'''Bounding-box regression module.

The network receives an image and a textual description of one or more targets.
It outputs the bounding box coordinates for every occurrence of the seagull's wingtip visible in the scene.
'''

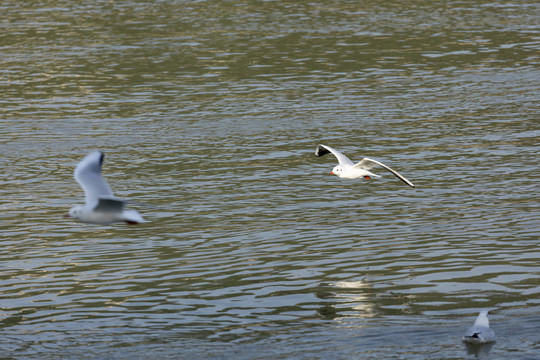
[315,144,330,158]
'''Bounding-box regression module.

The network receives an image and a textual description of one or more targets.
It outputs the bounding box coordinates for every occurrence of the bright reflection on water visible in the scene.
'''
[1,0,539,359]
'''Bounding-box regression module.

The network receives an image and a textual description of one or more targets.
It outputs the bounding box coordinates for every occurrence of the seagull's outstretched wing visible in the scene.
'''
[74,151,113,207]
[354,157,415,188]
[315,144,354,166]
[94,198,125,212]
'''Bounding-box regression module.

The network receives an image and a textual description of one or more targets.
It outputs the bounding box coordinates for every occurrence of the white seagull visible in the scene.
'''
[65,150,145,224]
[315,144,415,188]
[462,310,496,344]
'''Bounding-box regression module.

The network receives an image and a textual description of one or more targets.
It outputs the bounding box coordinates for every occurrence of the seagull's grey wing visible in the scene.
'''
[352,158,380,170]
[463,325,496,343]
[94,198,125,212]
[354,157,415,188]
[315,144,354,167]
[464,325,482,338]
[74,151,113,207]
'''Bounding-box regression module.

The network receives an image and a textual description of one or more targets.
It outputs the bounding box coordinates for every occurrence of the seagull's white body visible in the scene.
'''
[66,151,145,225]
[315,144,415,188]
[462,310,496,344]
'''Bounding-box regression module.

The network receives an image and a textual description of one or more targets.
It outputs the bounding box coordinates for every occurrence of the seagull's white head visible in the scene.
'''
[330,165,344,177]
[66,205,84,219]
[475,310,490,327]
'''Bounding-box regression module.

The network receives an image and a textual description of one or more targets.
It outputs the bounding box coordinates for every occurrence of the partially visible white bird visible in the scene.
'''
[65,150,145,224]
[462,310,496,344]
[315,144,415,188]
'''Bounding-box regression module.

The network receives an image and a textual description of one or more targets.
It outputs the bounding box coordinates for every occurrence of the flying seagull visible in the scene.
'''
[462,310,496,344]
[65,150,145,224]
[315,144,415,187]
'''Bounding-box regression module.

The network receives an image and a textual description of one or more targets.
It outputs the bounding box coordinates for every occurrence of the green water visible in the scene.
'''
[1,1,539,358]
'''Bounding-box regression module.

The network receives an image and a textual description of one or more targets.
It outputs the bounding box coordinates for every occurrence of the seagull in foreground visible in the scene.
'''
[65,151,145,224]
[462,310,496,344]
[315,144,415,188]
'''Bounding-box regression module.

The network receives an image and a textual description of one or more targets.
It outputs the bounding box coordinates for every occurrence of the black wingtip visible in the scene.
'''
[315,144,331,157]
[97,150,105,167]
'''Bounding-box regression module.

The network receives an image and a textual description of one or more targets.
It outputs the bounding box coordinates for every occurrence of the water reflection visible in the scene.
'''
[328,280,377,319]
[463,342,495,359]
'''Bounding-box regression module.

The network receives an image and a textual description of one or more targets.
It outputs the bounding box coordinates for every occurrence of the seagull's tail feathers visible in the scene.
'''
[123,210,146,224]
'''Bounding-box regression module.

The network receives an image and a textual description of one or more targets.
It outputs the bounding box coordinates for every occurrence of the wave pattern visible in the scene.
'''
[1,0,539,359]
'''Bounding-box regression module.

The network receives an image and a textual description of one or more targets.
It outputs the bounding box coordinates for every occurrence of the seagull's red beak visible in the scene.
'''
[64,213,71,218]
[329,171,334,175]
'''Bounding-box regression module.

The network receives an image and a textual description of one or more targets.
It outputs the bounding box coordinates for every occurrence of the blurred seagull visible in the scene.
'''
[65,150,145,224]
[462,310,496,344]
[315,144,415,188]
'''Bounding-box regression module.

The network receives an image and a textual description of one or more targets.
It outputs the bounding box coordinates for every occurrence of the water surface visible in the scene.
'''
[1,1,539,359]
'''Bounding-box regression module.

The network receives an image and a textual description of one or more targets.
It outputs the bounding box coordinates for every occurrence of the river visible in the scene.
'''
[1,1,539,359]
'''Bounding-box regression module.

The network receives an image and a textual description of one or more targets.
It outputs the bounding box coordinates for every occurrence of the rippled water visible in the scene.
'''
[1,1,539,359]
